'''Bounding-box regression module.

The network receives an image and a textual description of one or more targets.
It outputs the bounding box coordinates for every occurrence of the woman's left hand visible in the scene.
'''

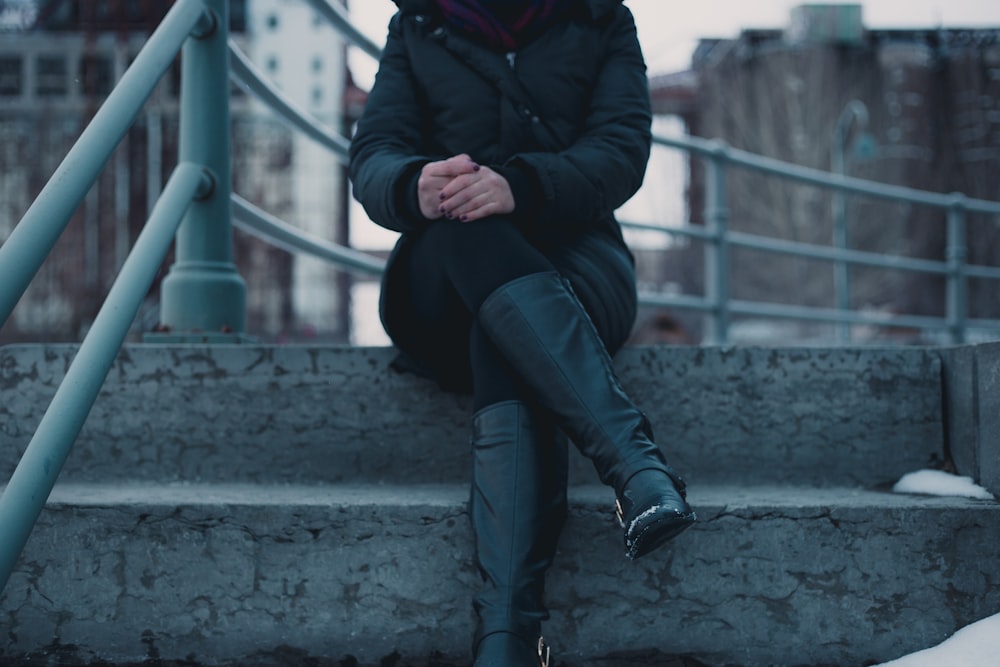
[439,164,516,222]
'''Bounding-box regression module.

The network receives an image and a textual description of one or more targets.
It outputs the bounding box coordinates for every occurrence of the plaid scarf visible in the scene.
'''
[433,0,572,52]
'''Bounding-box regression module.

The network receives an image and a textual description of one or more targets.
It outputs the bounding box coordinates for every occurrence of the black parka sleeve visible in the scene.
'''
[350,4,652,234]
[506,6,652,228]
[348,14,432,234]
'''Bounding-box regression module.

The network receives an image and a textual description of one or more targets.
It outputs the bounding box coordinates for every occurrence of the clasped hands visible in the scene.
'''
[417,153,515,222]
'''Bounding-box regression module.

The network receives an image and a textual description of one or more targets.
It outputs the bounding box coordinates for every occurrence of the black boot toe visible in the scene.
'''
[617,470,696,560]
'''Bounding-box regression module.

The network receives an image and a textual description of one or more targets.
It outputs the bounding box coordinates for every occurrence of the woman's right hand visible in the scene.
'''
[417,154,481,219]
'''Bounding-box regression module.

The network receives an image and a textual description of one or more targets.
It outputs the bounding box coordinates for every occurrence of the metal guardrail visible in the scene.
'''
[224,2,1000,347]
[0,0,233,591]
[641,135,1000,343]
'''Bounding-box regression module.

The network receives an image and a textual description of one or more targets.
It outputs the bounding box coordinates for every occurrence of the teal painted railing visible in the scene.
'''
[640,136,1000,344]
[2,0,1000,593]
[0,0,235,591]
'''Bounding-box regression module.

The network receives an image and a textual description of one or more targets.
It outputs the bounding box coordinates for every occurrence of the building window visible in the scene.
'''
[312,86,323,105]
[266,55,279,73]
[36,55,68,96]
[79,55,113,97]
[0,57,23,96]
[266,14,279,30]
[230,0,247,33]
[312,56,323,73]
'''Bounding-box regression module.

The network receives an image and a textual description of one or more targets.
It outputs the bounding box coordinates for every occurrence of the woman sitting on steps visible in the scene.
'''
[348,1,696,665]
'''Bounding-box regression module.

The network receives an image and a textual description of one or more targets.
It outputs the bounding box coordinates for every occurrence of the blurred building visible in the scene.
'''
[0,0,351,344]
[647,5,1000,343]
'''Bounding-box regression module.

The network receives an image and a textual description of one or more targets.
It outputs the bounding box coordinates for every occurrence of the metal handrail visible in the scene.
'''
[232,194,384,275]
[0,0,212,328]
[300,0,382,60]
[228,40,350,159]
[655,134,1000,215]
[223,3,1000,346]
[0,163,212,590]
[0,0,228,592]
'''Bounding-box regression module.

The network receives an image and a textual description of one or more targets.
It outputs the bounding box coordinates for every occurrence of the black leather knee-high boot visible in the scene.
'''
[471,400,567,667]
[477,271,695,560]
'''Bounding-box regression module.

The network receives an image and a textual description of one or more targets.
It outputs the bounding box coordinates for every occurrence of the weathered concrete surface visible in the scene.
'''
[2,483,997,667]
[1,344,943,488]
[613,345,943,488]
[0,343,974,665]
[940,342,1000,495]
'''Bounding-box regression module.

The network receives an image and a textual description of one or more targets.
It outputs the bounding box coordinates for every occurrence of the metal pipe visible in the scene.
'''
[0,163,212,593]
[703,142,730,344]
[302,0,383,60]
[0,0,209,329]
[946,194,969,344]
[231,194,384,275]
[655,134,1000,215]
[159,0,247,336]
[830,100,870,343]
[228,40,350,161]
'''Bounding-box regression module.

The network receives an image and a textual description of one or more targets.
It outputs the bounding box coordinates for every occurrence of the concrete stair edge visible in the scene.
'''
[0,343,947,488]
[2,481,998,667]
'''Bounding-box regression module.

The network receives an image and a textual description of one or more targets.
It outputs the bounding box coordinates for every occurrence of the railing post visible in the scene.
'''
[946,193,969,344]
[156,0,247,340]
[832,184,851,343]
[703,141,730,344]
[829,99,871,344]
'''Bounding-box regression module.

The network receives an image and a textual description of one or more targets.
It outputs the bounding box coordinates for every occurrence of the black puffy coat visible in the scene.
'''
[349,0,653,356]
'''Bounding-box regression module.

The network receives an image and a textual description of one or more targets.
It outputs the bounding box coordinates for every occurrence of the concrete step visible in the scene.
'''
[2,482,998,667]
[1,344,945,488]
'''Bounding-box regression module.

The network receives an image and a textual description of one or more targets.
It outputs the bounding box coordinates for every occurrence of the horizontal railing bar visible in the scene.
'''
[0,162,210,592]
[0,0,208,329]
[639,290,951,331]
[228,40,350,161]
[302,0,382,60]
[231,194,385,276]
[966,317,1000,331]
[653,134,1000,215]
[728,299,949,330]
[638,290,714,312]
[621,220,715,241]
[623,220,1000,282]
[725,231,952,275]
[621,220,955,276]
[965,264,1000,280]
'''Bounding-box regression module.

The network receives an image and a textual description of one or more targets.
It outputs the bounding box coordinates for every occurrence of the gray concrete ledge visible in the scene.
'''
[939,342,1000,495]
[2,483,997,667]
[1,344,944,488]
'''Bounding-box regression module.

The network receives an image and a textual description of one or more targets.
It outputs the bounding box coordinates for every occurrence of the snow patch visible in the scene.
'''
[892,469,994,500]
[873,613,1000,666]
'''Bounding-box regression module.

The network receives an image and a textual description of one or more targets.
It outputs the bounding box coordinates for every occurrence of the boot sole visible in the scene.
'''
[625,508,697,560]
